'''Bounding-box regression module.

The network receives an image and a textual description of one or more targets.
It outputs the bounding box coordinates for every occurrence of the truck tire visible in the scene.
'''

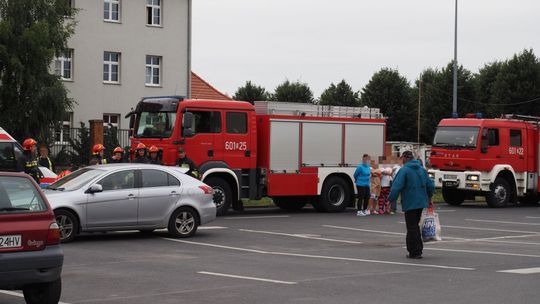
[486,177,512,208]
[442,188,465,206]
[272,197,307,211]
[315,176,351,212]
[205,177,232,216]
[23,278,61,304]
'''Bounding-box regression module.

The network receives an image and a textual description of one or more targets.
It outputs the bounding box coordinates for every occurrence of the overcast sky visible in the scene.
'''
[192,0,540,98]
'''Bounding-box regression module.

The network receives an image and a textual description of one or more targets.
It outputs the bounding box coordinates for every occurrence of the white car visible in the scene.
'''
[44,164,216,242]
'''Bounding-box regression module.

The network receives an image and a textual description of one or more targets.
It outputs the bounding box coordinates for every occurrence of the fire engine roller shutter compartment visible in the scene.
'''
[269,121,300,172]
[302,123,342,166]
[344,123,385,165]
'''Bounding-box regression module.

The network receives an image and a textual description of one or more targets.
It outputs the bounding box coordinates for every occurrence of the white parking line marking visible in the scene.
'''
[162,238,475,271]
[422,247,540,258]
[223,215,290,220]
[466,219,540,226]
[434,209,456,212]
[497,267,540,274]
[325,225,464,240]
[526,216,540,219]
[398,221,540,234]
[198,271,297,285]
[199,226,228,230]
[0,290,71,304]
[239,229,363,244]
[323,225,405,236]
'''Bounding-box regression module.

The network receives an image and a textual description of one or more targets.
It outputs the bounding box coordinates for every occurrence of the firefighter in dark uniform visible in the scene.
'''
[176,148,198,178]
[148,145,162,165]
[133,143,149,163]
[18,138,42,184]
[89,144,107,165]
[38,144,55,172]
[109,146,125,163]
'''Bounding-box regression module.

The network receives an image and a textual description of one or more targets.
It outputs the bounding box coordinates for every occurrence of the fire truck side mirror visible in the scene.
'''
[182,112,194,137]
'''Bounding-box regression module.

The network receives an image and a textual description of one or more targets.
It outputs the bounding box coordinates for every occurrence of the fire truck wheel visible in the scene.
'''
[486,177,512,208]
[316,176,351,212]
[442,188,465,206]
[206,177,232,216]
[272,197,307,211]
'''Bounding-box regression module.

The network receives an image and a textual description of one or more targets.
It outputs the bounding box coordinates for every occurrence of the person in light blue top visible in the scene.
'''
[354,154,371,216]
[389,150,435,259]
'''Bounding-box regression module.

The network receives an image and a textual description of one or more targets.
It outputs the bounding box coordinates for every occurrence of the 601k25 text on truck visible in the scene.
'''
[127,97,386,215]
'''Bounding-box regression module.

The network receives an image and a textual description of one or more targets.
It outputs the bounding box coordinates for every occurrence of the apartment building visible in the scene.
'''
[54,0,192,133]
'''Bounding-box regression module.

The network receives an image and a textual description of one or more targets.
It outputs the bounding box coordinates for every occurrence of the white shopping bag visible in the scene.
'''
[420,207,442,242]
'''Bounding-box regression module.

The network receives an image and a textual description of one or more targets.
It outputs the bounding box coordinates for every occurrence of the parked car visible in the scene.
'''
[0,127,59,188]
[0,172,63,304]
[44,164,216,242]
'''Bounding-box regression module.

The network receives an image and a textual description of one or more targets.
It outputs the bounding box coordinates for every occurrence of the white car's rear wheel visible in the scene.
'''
[168,207,199,238]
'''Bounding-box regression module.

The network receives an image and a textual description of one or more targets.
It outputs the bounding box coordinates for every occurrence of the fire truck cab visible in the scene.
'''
[429,115,540,207]
[128,96,386,215]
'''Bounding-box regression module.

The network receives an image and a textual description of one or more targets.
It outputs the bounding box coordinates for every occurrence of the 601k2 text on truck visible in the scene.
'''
[127,96,385,215]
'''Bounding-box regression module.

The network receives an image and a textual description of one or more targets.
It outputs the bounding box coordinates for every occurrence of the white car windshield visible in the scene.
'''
[48,168,104,191]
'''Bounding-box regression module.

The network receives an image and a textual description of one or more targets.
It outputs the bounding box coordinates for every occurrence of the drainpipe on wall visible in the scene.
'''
[187,0,192,98]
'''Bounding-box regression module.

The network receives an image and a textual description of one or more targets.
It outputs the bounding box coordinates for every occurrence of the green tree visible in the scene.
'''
[0,0,76,141]
[66,122,91,167]
[360,68,416,142]
[104,124,120,160]
[272,80,314,103]
[488,49,540,115]
[416,63,475,143]
[473,60,504,117]
[319,80,359,106]
[232,81,270,104]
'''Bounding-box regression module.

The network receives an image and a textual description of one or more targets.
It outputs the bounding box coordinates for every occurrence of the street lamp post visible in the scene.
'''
[452,0,458,117]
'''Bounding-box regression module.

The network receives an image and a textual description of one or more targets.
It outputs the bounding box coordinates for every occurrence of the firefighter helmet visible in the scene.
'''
[148,145,159,153]
[22,138,37,151]
[136,143,147,150]
[113,146,124,154]
[92,144,105,153]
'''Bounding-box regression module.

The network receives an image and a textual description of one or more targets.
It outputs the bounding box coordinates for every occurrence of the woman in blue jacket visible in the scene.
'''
[354,154,372,216]
[389,150,434,259]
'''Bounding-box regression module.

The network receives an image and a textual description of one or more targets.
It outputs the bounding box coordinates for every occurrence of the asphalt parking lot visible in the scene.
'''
[2,202,540,304]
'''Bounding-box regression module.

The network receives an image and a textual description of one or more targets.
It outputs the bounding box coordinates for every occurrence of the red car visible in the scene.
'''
[0,172,63,304]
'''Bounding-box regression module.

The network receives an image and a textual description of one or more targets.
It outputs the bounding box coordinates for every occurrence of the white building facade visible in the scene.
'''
[55,0,192,131]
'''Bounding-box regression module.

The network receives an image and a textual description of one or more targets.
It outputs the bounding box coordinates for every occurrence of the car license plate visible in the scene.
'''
[444,174,457,180]
[0,235,22,248]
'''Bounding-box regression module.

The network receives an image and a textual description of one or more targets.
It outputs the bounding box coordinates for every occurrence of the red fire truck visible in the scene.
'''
[429,114,540,208]
[127,96,385,215]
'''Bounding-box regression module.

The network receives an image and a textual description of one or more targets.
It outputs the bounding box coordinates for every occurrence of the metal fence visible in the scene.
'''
[49,127,131,157]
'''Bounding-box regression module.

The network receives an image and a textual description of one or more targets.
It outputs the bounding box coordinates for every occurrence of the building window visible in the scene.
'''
[104,0,120,22]
[103,114,120,128]
[103,51,120,83]
[145,55,161,86]
[64,0,75,17]
[54,112,73,145]
[146,0,161,26]
[54,49,73,81]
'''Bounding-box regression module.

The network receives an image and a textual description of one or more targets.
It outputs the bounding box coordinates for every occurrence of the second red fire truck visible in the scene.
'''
[429,114,540,207]
[127,96,386,215]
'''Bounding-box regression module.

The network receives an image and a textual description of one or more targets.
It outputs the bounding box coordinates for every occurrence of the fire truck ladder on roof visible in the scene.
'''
[502,114,540,122]
[253,101,383,119]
